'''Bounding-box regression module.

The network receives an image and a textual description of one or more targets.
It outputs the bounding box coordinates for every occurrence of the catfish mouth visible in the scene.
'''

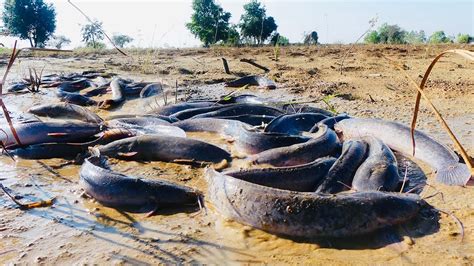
[335,129,344,142]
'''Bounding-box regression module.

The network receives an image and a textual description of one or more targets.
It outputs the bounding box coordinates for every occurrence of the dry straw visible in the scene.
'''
[384,49,474,178]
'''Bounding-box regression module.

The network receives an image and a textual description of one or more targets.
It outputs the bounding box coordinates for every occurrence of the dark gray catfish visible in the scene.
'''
[148,101,218,116]
[282,105,334,117]
[174,118,309,154]
[316,139,368,193]
[216,115,275,126]
[335,118,471,186]
[252,124,339,166]
[28,103,103,124]
[95,135,231,164]
[55,90,98,106]
[170,105,227,120]
[224,157,336,191]
[217,94,267,105]
[140,83,163,98]
[265,113,328,135]
[0,121,102,148]
[191,104,283,119]
[310,113,351,131]
[352,137,400,192]
[99,77,125,109]
[9,143,88,159]
[80,156,201,212]
[225,75,276,90]
[206,168,423,238]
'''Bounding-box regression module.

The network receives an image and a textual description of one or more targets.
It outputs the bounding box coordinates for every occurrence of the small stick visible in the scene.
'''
[240,58,270,73]
[436,208,464,242]
[222,58,231,74]
[175,80,178,104]
[0,183,55,210]
[68,0,128,56]
[399,166,408,192]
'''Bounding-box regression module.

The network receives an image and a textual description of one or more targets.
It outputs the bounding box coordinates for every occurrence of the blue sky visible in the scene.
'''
[1,0,473,48]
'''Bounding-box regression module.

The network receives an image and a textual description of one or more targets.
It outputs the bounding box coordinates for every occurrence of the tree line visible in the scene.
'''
[1,0,134,49]
[364,23,472,44]
[1,0,472,48]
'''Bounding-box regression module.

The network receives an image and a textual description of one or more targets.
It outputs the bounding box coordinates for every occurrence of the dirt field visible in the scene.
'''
[0,44,473,264]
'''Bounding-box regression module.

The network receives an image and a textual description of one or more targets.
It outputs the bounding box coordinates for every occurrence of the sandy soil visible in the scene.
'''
[0,44,473,264]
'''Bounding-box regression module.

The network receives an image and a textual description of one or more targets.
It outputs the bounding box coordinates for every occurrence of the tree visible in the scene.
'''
[303,31,319,45]
[364,30,380,44]
[186,0,232,47]
[81,20,104,48]
[2,0,56,47]
[404,30,426,44]
[456,33,472,44]
[112,34,133,48]
[428,31,451,44]
[377,23,406,44]
[48,35,71,49]
[225,24,240,46]
[239,0,278,44]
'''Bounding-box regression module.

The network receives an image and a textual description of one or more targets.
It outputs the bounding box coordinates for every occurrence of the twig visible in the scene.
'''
[399,165,408,192]
[436,208,464,242]
[0,183,55,210]
[409,49,473,173]
[222,58,230,74]
[383,53,473,178]
[68,0,128,56]
[175,80,178,104]
[240,58,270,72]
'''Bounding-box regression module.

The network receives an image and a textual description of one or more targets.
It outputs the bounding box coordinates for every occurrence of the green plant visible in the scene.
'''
[2,0,56,47]
[239,0,277,44]
[111,34,133,48]
[321,94,340,114]
[428,31,451,44]
[81,20,105,48]
[364,30,380,44]
[456,33,471,44]
[186,0,232,47]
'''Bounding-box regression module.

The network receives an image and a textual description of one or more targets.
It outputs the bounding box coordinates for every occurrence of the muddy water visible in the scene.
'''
[0,63,473,264]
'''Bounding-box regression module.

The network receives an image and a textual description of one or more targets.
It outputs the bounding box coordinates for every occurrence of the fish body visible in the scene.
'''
[96,135,231,164]
[80,156,200,211]
[206,168,422,238]
[28,103,103,124]
[316,139,368,193]
[225,157,336,191]
[351,137,400,192]
[252,124,339,166]
[335,118,471,185]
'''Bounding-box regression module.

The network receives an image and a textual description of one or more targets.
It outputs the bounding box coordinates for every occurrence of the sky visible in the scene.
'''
[0,0,473,48]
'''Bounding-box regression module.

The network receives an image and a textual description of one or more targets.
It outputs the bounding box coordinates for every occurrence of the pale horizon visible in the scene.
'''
[0,0,473,48]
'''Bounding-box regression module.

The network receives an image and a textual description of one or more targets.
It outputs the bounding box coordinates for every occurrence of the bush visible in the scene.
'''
[364,30,380,44]
[456,33,471,44]
[428,31,452,44]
